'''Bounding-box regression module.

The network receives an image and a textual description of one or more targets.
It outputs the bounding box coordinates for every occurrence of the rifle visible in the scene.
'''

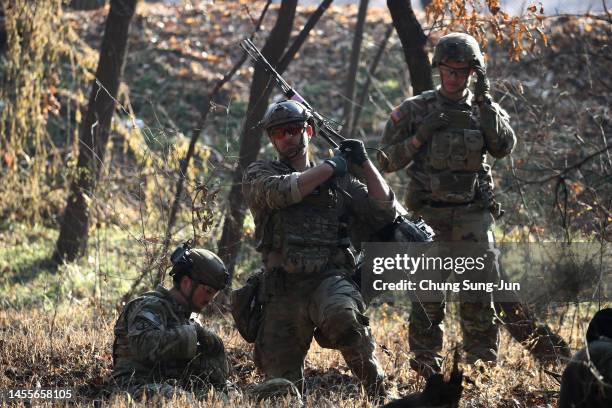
[241,38,344,149]
[241,38,433,236]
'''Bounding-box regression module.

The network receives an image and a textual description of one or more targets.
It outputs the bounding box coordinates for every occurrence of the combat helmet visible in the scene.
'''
[260,100,312,130]
[432,32,485,68]
[170,242,229,291]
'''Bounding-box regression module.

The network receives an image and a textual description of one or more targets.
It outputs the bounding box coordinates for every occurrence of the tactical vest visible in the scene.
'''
[265,181,341,274]
[420,91,486,204]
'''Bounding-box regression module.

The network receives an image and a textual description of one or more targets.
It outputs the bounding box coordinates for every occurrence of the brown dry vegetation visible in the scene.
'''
[1,1,611,407]
[1,301,607,407]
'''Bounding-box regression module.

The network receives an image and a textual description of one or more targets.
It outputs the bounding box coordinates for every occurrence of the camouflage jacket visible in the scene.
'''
[243,159,397,274]
[559,336,612,408]
[111,286,201,385]
[377,88,516,208]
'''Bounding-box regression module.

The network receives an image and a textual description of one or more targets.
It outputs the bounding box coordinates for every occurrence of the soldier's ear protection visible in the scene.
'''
[169,240,194,279]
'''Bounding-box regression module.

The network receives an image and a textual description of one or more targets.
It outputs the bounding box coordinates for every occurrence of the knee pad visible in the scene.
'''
[320,308,371,349]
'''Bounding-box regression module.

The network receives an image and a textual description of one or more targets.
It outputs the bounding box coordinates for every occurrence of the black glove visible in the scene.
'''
[195,324,225,356]
[415,111,450,144]
[472,60,491,103]
[324,154,348,177]
[339,139,368,166]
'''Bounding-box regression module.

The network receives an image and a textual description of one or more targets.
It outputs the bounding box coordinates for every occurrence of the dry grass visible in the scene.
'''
[1,300,603,407]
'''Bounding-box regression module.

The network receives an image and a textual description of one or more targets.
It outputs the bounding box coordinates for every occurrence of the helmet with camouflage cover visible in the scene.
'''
[188,249,229,291]
[432,32,485,68]
[170,243,229,291]
[261,100,313,130]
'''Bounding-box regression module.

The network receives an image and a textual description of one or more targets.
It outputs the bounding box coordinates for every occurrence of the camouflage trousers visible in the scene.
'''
[110,350,229,401]
[410,204,499,373]
[254,269,383,391]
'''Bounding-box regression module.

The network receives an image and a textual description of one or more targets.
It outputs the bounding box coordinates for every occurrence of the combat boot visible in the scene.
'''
[247,378,303,406]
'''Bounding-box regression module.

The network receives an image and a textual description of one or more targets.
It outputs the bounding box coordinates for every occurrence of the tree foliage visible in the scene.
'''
[426,0,548,60]
[0,0,65,222]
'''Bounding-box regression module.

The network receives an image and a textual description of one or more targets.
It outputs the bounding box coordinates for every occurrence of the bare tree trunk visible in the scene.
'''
[387,0,433,95]
[70,0,106,10]
[156,0,272,286]
[0,6,6,54]
[217,0,298,278]
[53,0,137,263]
[342,0,369,135]
[217,0,334,280]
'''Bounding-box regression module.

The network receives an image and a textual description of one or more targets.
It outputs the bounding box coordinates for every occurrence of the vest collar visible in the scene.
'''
[436,87,473,109]
[155,285,191,318]
[278,158,315,172]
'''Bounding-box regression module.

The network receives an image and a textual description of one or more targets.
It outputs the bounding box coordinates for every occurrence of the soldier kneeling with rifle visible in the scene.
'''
[239,99,400,401]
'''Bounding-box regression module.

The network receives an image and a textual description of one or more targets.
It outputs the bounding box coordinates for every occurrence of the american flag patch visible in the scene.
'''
[390,105,408,124]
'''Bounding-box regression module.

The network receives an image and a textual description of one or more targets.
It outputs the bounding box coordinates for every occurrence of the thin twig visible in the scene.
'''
[156,1,273,286]
[516,144,612,184]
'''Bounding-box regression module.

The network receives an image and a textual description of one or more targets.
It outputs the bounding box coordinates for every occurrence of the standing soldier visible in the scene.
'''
[376,32,516,377]
[111,244,230,400]
[242,100,398,397]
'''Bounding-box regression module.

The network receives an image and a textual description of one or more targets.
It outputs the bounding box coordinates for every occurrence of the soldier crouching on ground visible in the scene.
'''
[559,308,612,408]
[242,100,399,399]
[376,32,516,377]
[109,244,230,401]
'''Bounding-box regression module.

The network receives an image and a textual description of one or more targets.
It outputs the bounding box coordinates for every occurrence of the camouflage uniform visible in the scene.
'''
[377,87,516,368]
[559,309,612,408]
[243,158,396,390]
[559,337,612,408]
[111,286,229,400]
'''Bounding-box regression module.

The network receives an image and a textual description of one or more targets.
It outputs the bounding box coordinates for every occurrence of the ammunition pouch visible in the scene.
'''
[428,128,484,172]
[269,182,341,274]
[230,270,264,343]
[425,108,485,204]
[429,171,478,203]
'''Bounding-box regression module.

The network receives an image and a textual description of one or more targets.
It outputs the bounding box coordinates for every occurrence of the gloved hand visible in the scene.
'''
[472,60,491,103]
[195,324,225,356]
[339,139,368,166]
[415,111,450,144]
[324,154,348,177]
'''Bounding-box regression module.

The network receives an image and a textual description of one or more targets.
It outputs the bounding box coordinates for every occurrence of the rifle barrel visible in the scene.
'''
[240,38,346,148]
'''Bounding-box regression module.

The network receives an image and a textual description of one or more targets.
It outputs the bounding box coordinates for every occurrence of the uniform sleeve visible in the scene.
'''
[558,342,612,408]
[243,161,302,212]
[377,101,420,173]
[479,101,516,158]
[126,304,198,363]
[344,176,398,230]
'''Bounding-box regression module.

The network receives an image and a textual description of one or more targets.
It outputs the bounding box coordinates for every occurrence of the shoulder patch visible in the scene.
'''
[390,105,409,125]
[140,310,162,327]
